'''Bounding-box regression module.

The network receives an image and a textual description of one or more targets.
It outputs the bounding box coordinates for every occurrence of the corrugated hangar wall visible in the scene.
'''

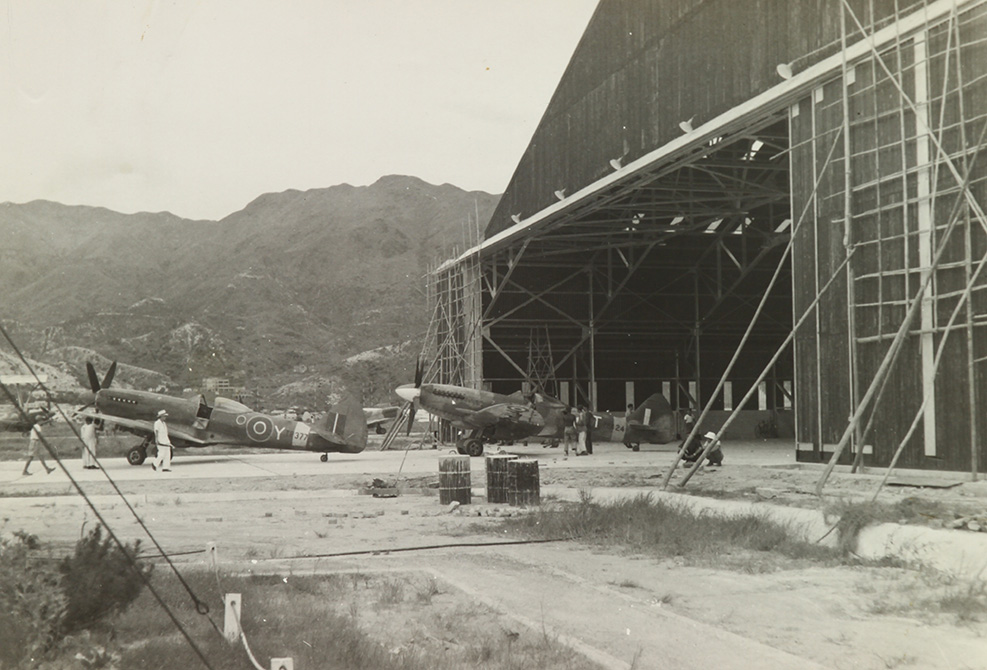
[426,0,987,474]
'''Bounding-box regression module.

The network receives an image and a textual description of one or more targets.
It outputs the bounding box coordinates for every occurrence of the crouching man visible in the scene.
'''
[680,431,723,466]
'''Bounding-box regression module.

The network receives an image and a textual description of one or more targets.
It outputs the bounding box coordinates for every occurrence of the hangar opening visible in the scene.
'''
[424,0,987,478]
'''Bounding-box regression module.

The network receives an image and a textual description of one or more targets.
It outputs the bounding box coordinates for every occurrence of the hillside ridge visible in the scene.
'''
[0,176,499,406]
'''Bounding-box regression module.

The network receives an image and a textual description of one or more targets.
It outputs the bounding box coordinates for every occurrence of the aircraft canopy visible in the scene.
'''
[213,397,251,413]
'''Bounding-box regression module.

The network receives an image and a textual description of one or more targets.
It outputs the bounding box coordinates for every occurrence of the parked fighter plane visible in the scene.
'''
[395,363,674,456]
[0,374,52,433]
[592,393,677,450]
[364,405,401,434]
[0,403,52,433]
[74,362,367,465]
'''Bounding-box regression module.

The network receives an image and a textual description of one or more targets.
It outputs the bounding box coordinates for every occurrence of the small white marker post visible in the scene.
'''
[270,659,293,670]
[206,542,217,567]
[223,593,241,643]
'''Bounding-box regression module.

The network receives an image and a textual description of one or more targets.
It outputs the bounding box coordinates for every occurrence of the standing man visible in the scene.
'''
[81,416,98,469]
[22,412,55,476]
[582,406,594,455]
[562,406,577,457]
[151,409,172,472]
[574,405,587,455]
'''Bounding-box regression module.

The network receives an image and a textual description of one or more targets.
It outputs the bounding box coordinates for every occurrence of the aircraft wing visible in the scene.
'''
[468,403,540,428]
[364,406,400,427]
[73,407,208,445]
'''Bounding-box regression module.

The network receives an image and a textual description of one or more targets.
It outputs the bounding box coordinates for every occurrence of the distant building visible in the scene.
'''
[202,377,249,403]
[202,377,231,393]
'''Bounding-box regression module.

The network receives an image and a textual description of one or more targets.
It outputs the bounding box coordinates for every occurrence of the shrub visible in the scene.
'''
[0,532,66,667]
[58,525,153,635]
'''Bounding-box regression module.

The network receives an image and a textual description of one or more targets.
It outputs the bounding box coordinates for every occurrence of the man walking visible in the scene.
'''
[151,409,173,472]
[23,412,55,476]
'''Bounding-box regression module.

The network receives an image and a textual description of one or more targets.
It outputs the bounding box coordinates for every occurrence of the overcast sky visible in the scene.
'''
[0,0,597,220]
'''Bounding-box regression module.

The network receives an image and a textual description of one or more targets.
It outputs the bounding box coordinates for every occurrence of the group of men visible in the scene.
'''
[560,405,595,457]
[554,404,724,465]
[21,406,175,476]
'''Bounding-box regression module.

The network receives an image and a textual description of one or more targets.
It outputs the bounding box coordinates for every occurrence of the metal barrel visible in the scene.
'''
[485,454,518,504]
[507,458,540,507]
[438,455,471,505]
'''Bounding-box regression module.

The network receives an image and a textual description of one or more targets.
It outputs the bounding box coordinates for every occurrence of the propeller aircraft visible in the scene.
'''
[0,373,53,433]
[592,392,677,450]
[364,405,401,434]
[74,362,367,465]
[395,362,675,456]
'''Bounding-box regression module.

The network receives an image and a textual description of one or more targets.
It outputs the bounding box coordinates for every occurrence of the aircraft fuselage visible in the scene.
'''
[95,388,363,453]
[417,384,548,442]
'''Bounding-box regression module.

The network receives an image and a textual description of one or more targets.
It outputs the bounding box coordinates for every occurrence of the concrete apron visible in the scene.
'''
[554,486,987,581]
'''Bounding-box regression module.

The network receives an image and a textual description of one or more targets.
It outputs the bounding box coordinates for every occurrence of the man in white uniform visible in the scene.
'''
[152,409,173,472]
[81,416,98,469]
[22,412,55,476]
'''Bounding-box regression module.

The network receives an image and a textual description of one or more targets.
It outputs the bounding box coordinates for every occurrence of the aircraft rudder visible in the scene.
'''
[627,392,676,444]
[632,392,673,424]
[319,393,368,452]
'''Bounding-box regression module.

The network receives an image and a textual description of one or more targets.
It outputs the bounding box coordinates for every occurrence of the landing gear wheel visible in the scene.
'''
[320,453,328,463]
[375,425,387,435]
[464,438,484,457]
[631,443,640,452]
[127,446,147,466]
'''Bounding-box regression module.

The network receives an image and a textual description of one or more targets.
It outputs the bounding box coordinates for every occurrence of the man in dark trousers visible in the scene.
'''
[582,406,594,455]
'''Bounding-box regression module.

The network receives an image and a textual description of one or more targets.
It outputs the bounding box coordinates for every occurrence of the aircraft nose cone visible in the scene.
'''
[395,384,421,403]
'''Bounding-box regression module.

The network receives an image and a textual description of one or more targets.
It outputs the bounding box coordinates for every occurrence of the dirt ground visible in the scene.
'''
[3,439,987,669]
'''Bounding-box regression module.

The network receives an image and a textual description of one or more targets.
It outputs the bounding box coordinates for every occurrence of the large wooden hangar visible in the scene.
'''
[424,0,986,475]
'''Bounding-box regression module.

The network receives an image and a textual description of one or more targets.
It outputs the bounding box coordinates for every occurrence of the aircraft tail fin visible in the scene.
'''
[626,393,676,444]
[314,394,368,453]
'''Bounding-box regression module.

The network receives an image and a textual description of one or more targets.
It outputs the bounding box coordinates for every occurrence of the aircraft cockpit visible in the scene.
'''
[192,394,213,429]
[213,397,252,413]
[195,394,212,420]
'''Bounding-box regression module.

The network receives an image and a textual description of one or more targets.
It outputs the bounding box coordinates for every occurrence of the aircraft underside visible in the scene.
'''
[123,436,356,465]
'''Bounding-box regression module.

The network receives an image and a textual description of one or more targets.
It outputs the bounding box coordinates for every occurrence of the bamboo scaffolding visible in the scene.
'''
[872,227,987,497]
[675,251,855,488]
[815,116,987,494]
[661,126,846,489]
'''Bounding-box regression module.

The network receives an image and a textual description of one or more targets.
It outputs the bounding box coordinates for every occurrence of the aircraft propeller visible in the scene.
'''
[395,358,423,435]
[86,360,117,393]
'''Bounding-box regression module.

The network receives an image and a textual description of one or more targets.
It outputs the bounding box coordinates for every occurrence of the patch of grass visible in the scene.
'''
[611,578,641,589]
[416,577,441,604]
[937,580,987,622]
[823,499,883,556]
[375,578,405,607]
[866,568,987,624]
[101,571,604,670]
[502,493,844,568]
[824,498,963,553]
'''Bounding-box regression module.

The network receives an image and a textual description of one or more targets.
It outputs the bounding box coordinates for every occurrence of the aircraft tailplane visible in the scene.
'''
[627,393,675,444]
[314,394,368,452]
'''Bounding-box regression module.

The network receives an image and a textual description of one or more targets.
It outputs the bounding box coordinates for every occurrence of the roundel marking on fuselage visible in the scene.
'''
[246,415,274,442]
[235,415,248,426]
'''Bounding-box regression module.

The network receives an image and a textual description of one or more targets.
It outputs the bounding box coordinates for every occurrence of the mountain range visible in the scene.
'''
[0,176,498,407]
